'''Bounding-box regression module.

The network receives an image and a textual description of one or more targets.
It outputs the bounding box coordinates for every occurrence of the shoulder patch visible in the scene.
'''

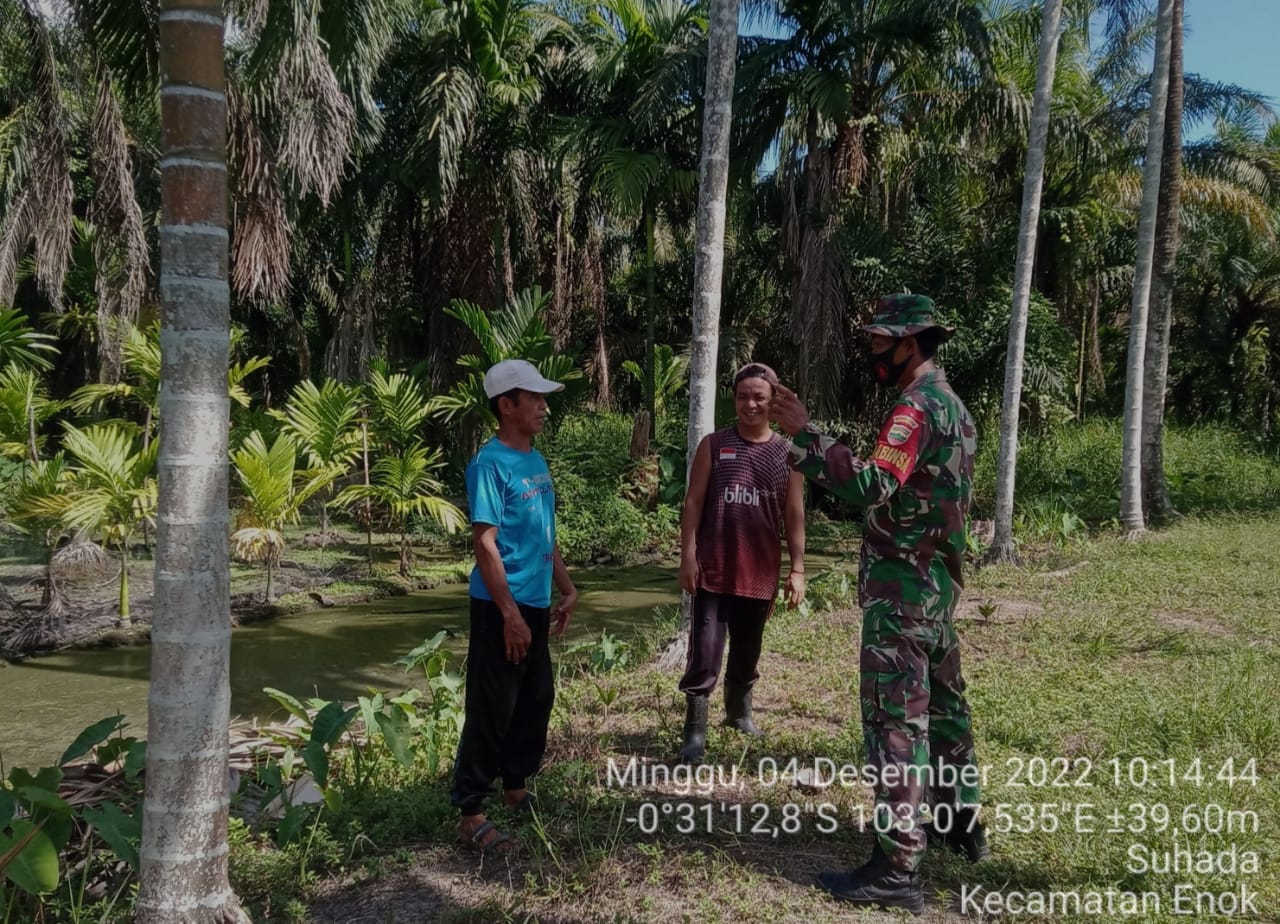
[885,409,924,446]
[870,404,928,485]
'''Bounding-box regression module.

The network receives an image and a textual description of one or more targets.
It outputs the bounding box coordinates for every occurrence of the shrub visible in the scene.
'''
[553,470,650,564]
[542,411,680,564]
[973,418,1280,524]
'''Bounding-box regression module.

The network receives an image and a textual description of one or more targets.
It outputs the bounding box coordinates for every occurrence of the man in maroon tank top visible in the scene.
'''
[676,363,807,762]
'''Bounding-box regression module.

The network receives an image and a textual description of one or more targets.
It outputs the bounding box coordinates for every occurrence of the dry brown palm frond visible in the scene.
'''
[784,136,847,415]
[276,9,356,206]
[24,0,73,310]
[228,80,292,302]
[89,62,149,382]
[0,187,37,306]
[52,538,112,577]
[228,0,270,40]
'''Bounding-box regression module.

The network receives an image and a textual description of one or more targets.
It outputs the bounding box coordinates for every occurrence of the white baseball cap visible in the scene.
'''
[483,359,565,398]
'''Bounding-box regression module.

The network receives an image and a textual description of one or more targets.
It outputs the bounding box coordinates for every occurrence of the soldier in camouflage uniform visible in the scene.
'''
[770,294,987,914]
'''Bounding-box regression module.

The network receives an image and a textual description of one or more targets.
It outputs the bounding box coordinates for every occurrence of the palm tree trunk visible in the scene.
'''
[502,223,516,305]
[27,397,39,462]
[118,545,130,626]
[1075,282,1089,421]
[659,0,738,670]
[400,530,412,577]
[987,0,1063,565]
[362,419,373,569]
[143,406,154,550]
[1119,0,1176,534]
[1141,0,1184,524]
[139,3,247,921]
[644,205,657,441]
[266,556,274,603]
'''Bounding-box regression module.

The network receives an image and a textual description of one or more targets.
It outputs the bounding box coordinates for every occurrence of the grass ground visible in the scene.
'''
[301,515,1280,923]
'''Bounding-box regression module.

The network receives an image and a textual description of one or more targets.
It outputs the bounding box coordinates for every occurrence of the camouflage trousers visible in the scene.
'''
[858,569,979,872]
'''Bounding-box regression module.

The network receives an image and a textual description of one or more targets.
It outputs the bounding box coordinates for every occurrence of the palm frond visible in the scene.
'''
[275,379,363,471]
[87,62,149,382]
[227,79,292,302]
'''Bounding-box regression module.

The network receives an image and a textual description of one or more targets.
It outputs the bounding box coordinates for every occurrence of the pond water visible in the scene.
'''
[0,564,681,770]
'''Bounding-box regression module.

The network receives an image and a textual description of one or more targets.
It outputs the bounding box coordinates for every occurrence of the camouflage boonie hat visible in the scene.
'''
[859,293,955,341]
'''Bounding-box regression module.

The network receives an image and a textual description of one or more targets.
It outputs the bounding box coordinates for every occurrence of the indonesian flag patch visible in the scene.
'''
[870,404,926,484]
[719,447,738,461]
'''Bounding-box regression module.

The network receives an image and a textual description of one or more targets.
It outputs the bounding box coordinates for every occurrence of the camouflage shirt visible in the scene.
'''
[788,368,976,605]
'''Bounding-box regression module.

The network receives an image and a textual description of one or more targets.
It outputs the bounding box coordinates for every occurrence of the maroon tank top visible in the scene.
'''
[695,427,791,599]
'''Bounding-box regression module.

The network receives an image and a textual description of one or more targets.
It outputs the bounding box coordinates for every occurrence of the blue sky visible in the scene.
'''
[742,1,1280,132]
[1182,0,1278,128]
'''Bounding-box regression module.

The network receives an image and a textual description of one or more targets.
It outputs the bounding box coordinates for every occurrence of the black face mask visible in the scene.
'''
[871,343,911,387]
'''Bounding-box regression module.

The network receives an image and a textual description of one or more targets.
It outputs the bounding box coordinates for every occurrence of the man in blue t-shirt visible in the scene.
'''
[452,359,578,855]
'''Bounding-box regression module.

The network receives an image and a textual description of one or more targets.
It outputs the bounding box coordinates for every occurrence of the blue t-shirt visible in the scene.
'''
[466,437,556,608]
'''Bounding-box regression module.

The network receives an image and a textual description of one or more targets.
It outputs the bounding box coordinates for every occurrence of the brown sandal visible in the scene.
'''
[460,819,512,855]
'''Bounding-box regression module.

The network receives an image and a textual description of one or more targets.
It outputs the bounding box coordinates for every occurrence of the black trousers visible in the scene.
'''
[450,597,554,816]
[677,591,773,697]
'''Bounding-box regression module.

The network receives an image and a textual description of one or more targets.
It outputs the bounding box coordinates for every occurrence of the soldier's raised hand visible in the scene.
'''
[769,384,811,436]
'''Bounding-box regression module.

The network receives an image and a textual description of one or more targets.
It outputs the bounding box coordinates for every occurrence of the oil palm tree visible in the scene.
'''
[58,422,158,625]
[736,0,994,412]
[336,443,465,576]
[561,0,705,432]
[622,343,688,421]
[385,0,567,307]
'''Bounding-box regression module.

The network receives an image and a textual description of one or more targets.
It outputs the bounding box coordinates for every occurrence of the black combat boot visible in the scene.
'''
[723,682,763,737]
[924,806,990,863]
[678,694,709,763]
[816,843,925,915]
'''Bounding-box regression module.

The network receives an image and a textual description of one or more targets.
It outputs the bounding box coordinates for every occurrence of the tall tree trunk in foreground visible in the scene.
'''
[658,0,738,669]
[987,0,1064,565]
[1119,0,1176,534]
[138,2,247,921]
[1141,0,1184,524]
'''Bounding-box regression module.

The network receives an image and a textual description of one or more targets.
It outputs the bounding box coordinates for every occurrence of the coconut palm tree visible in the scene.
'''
[988,0,1064,565]
[231,431,341,601]
[1140,0,1183,523]
[57,422,157,625]
[336,443,465,576]
[1119,0,1176,533]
